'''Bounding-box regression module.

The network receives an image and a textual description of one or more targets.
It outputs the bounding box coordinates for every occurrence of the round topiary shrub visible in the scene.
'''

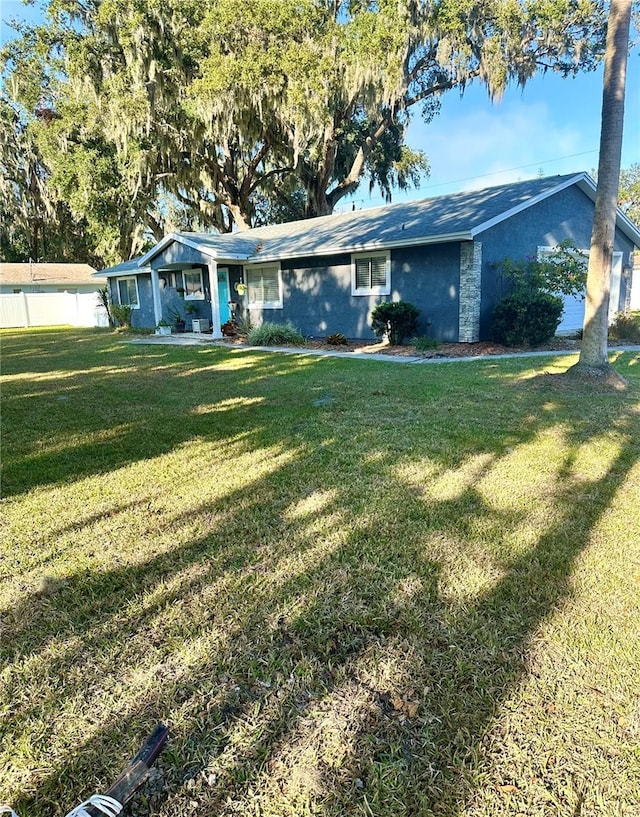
[371,300,420,346]
[491,291,564,346]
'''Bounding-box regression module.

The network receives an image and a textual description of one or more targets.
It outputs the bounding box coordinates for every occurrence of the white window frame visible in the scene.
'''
[245,264,283,309]
[183,268,205,300]
[351,251,391,296]
[159,271,179,289]
[116,276,140,308]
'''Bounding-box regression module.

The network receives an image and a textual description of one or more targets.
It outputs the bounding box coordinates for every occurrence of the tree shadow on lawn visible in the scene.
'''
[1,341,320,498]
[2,340,639,816]
[4,437,637,816]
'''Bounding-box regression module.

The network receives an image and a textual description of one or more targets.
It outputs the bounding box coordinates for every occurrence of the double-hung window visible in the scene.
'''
[117,276,139,308]
[246,265,283,309]
[183,269,204,299]
[351,252,391,296]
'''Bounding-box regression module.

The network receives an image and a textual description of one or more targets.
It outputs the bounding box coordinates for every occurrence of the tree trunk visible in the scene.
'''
[227,202,252,231]
[571,0,631,381]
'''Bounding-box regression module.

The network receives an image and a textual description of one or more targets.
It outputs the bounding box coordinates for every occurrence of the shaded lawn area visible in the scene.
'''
[1,327,639,817]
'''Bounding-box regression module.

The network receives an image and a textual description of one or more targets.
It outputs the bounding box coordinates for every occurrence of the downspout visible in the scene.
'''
[150,268,162,326]
[208,260,223,338]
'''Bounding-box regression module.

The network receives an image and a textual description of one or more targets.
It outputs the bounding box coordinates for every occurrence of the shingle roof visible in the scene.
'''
[256,173,588,256]
[0,262,103,284]
[92,258,144,277]
[105,172,640,275]
[161,173,585,263]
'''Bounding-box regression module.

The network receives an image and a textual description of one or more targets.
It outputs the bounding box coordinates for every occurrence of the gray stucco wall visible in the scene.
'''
[278,254,364,337]
[477,184,636,339]
[391,244,461,341]
[151,244,211,269]
[250,244,461,341]
[109,274,155,328]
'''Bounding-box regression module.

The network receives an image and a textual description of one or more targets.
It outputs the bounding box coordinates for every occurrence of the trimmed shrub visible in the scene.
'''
[491,291,563,346]
[111,304,133,329]
[247,321,305,346]
[326,333,349,346]
[412,335,440,352]
[608,310,640,342]
[371,300,420,346]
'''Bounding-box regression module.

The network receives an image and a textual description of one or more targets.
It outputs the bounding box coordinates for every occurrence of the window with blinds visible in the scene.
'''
[351,253,390,295]
[246,265,283,308]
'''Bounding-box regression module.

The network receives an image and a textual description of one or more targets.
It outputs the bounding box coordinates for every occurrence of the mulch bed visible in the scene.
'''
[218,336,586,358]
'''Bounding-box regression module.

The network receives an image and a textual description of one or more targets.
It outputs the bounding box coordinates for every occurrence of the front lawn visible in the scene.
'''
[1,328,639,817]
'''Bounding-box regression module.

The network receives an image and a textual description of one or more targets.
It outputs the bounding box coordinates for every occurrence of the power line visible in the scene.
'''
[340,148,599,211]
[421,149,599,192]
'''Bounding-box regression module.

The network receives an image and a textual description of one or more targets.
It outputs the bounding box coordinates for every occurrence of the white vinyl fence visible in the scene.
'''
[0,291,110,329]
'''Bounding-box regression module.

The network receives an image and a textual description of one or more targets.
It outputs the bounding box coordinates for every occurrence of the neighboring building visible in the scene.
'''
[0,263,108,328]
[98,173,640,342]
[0,263,104,294]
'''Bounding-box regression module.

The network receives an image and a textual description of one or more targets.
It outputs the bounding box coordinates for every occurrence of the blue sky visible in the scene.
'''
[361,59,640,206]
[2,0,639,208]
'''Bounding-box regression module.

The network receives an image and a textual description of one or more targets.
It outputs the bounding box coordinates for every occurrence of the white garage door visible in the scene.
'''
[538,248,623,336]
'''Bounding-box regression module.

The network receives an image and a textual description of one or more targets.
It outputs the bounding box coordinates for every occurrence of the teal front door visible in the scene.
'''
[217,269,230,324]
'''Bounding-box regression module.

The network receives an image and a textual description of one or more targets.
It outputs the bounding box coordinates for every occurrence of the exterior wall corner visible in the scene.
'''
[458,241,482,342]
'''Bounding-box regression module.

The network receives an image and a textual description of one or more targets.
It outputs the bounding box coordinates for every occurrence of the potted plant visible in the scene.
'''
[221,319,238,337]
[167,306,186,333]
[156,319,172,336]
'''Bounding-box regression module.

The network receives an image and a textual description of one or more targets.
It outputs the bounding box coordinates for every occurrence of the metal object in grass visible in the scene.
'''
[1,723,168,817]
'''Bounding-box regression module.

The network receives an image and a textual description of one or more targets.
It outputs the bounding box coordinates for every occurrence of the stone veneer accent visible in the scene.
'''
[458,241,482,342]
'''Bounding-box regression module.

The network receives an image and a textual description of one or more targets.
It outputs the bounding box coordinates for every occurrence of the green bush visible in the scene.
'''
[497,242,587,297]
[412,335,440,352]
[110,304,133,329]
[608,310,640,342]
[371,300,420,346]
[247,321,305,346]
[326,333,349,346]
[491,291,563,346]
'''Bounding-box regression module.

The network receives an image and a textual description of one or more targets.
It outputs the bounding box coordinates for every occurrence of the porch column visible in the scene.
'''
[458,241,482,343]
[150,268,162,326]
[208,260,223,338]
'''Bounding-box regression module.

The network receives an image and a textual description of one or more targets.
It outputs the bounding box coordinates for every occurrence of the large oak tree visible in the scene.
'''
[2,0,608,264]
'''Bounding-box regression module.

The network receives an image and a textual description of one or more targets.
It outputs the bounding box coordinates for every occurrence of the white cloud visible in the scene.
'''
[407,97,594,195]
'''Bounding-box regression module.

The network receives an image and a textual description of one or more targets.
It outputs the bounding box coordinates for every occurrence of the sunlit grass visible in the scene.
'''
[1,328,639,817]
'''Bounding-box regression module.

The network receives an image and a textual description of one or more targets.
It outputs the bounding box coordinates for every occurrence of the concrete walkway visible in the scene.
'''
[128,333,640,364]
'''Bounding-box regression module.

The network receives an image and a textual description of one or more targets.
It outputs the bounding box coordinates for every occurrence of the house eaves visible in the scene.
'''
[575,175,640,246]
[95,259,151,278]
[100,173,640,274]
[249,230,474,264]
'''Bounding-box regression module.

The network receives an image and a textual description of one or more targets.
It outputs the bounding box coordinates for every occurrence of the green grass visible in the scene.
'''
[1,327,639,817]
